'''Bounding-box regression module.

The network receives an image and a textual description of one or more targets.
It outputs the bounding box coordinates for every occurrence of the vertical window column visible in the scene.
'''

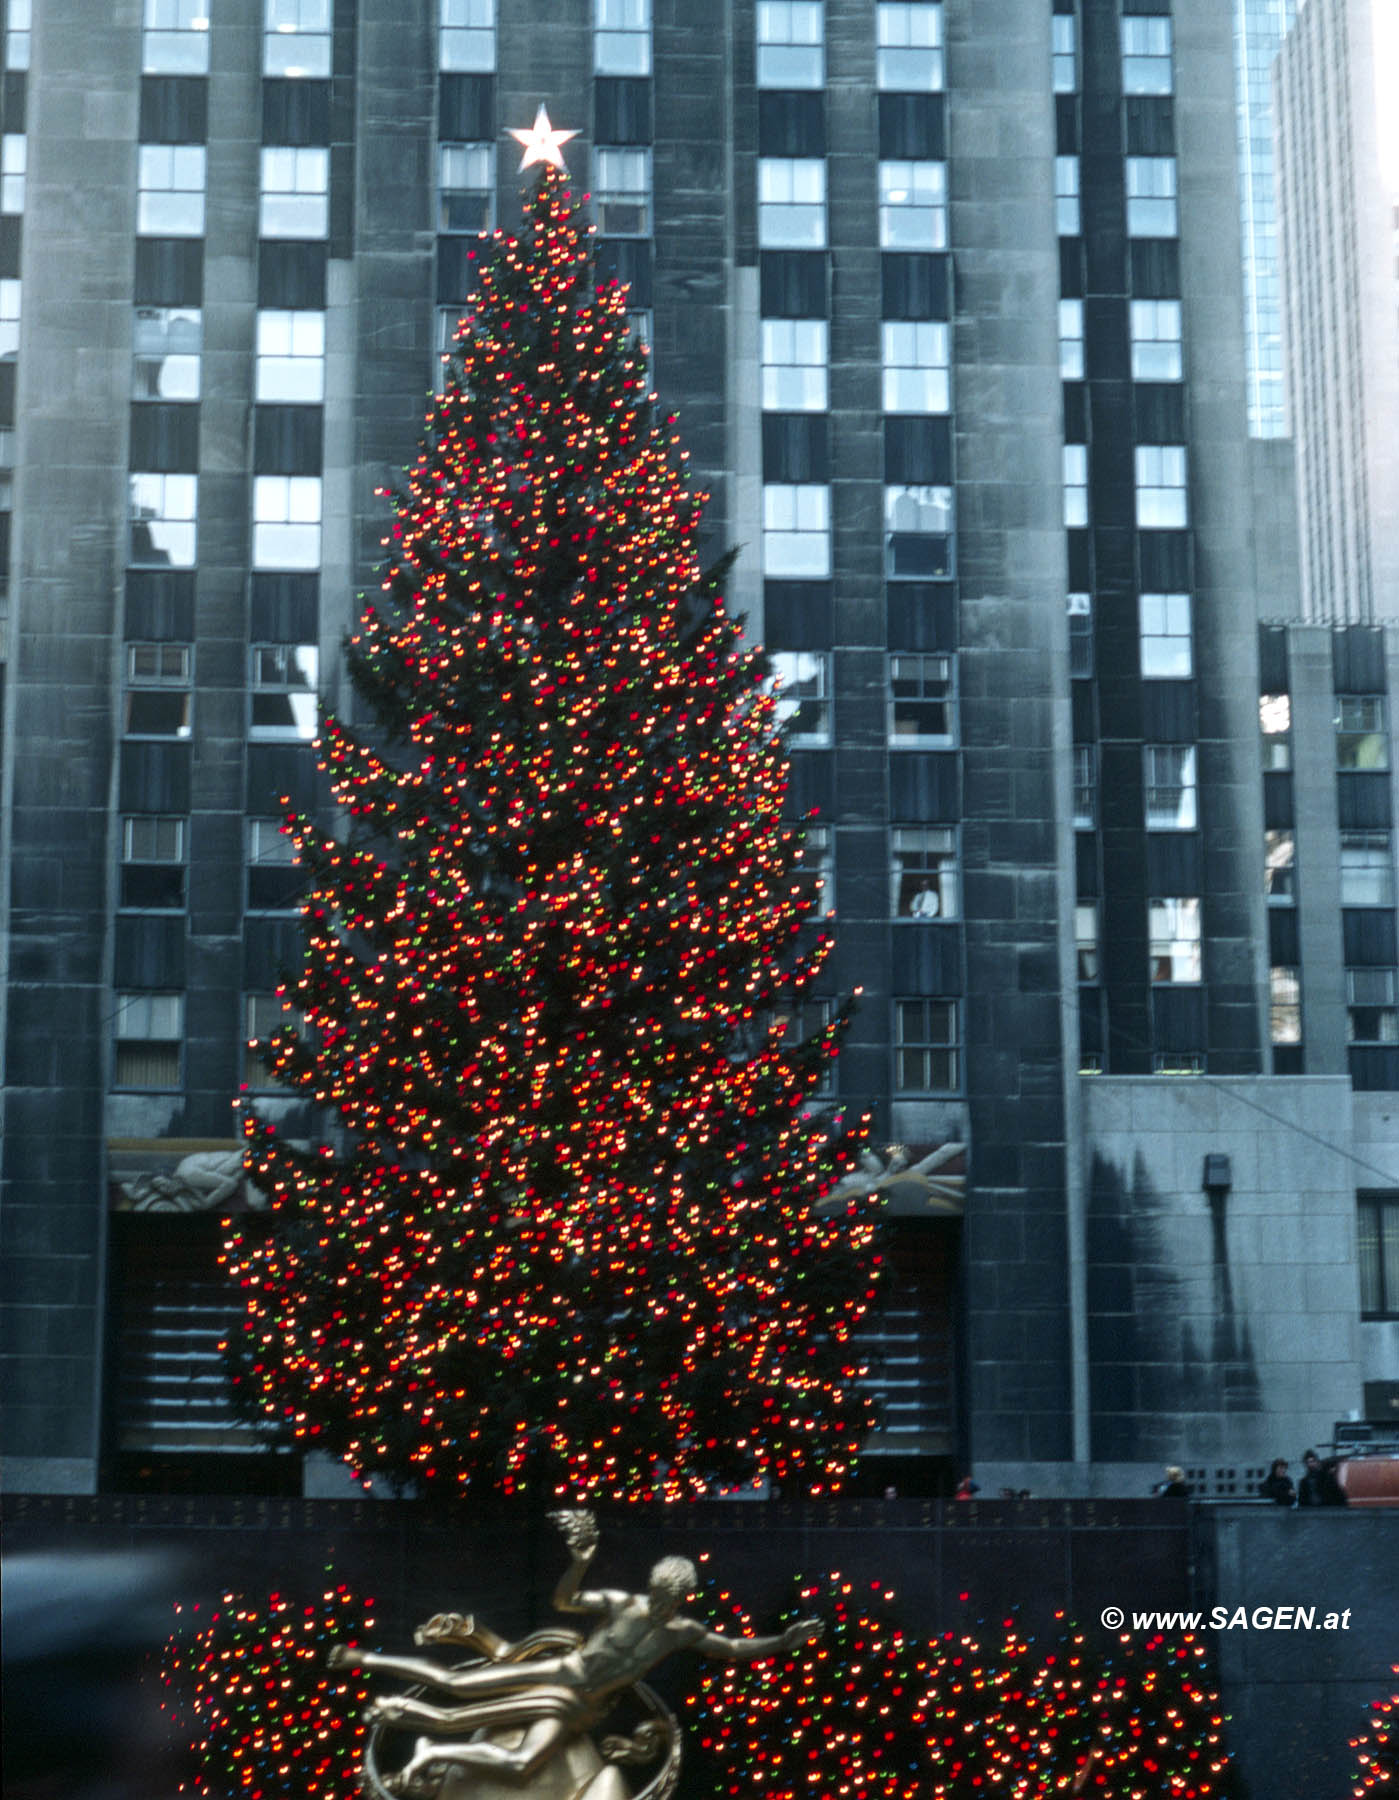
[594,1,654,356]
[436,1,495,387]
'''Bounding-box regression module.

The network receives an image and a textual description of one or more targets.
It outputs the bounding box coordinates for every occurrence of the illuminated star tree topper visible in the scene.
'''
[223,157,879,1502]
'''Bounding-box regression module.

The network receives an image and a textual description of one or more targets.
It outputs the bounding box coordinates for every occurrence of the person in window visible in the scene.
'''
[1258,1458,1296,1506]
[909,880,940,918]
[1154,1465,1189,1498]
[1297,1449,1348,1506]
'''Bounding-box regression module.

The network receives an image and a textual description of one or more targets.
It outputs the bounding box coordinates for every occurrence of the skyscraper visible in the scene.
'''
[1234,0,1295,440]
[1,0,1394,1502]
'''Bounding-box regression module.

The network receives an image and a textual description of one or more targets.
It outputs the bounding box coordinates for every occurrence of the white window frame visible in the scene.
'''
[758,157,827,249]
[134,305,202,400]
[1126,155,1178,237]
[255,308,326,402]
[1270,965,1301,1044]
[252,474,323,570]
[143,0,211,74]
[594,0,650,75]
[1052,14,1076,93]
[1264,828,1296,907]
[1340,833,1395,907]
[1075,901,1099,981]
[1135,444,1188,528]
[889,651,955,745]
[894,996,958,1093]
[875,2,943,92]
[881,320,950,414]
[1348,968,1399,1046]
[1130,299,1183,381]
[1059,297,1084,379]
[770,649,832,745]
[1336,695,1390,770]
[1063,444,1089,528]
[129,472,198,567]
[250,642,320,740]
[1139,591,1192,678]
[891,824,958,919]
[440,0,494,71]
[259,146,329,239]
[757,0,823,88]
[1260,692,1292,770]
[113,991,185,1089]
[884,482,953,577]
[1144,742,1197,830]
[761,318,828,411]
[264,0,331,78]
[1055,154,1079,236]
[762,483,831,577]
[593,147,651,237]
[1072,742,1094,828]
[1148,897,1202,984]
[123,816,186,863]
[1121,15,1173,96]
[136,143,205,237]
[6,0,31,71]
[878,159,947,250]
[439,141,495,235]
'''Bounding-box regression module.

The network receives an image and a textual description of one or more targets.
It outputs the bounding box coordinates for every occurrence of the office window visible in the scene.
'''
[0,277,19,358]
[594,0,650,75]
[1130,299,1182,380]
[1264,829,1296,906]
[264,0,330,77]
[251,643,319,739]
[125,674,191,736]
[1121,15,1172,95]
[761,318,827,411]
[134,306,201,400]
[144,0,211,73]
[875,3,943,92]
[1126,156,1177,236]
[879,160,946,248]
[1260,692,1291,770]
[1072,743,1094,828]
[891,825,957,919]
[1135,444,1187,527]
[1348,969,1399,1045]
[248,817,302,910]
[1148,896,1201,983]
[1068,593,1092,678]
[894,997,958,1091]
[440,0,494,71]
[797,822,834,912]
[1139,591,1191,677]
[127,642,191,684]
[758,158,826,248]
[889,652,954,743]
[130,472,197,566]
[1270,966,1301,1044]
[1337,695,1389,770]
[1341,833,1394,907]
[1063,444,1088,528]
[885,482,952,577]
[137,144,205,236]
[1059,298,1084,379]
[775,997,835,1094]
[757,1,823,87]
[1,133,23,214]
[882,320,949,413]
[1358,1192,1399,1318]
[1144,742,1197,829]
[770,649,831,744]
[121,815,187,909]
[1052,13,1076,92]
[255,309,325,402]
[1055,155,1079,236]
[253,474,322,568]
[6,0,31,70]
[260,147,329,238]
[593,148,650,236]
[1075,902,1098,981]
[439,142,495,234]
[114,992,184,1088]
[762,483,830,577]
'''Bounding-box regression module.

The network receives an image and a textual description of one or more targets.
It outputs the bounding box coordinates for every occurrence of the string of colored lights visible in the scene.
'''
[684,1581,1244,1799]
[1351,1667,1398,1797]
[221,164,879,1501]
[158,1583,373,1800]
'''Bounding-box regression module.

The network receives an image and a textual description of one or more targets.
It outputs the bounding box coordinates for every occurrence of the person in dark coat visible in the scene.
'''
[1297,1449,1348,1506]
[1259,1458,1296,1505]
[1155,1465,1190,1498]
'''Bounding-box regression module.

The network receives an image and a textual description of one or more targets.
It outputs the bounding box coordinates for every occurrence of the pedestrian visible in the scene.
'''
[1258,1458,1296,1505]
[953,1475,979,1500]
[1155,1465,1189,1498]
[1297,1448,1348,1506]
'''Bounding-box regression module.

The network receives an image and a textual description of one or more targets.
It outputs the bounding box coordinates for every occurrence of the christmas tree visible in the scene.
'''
[158,1584,373,1800]
[222,143,878,1502]
[1350,1668,1398,1797]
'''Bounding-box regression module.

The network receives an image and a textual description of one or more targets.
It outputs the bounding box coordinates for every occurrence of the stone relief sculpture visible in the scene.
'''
[118,1148,255,1212]
[330,1510,823,1800]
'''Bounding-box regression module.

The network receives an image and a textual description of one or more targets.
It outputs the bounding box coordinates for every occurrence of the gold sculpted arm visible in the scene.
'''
[688,1616,826,1664]
[547,1508,612,1616]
